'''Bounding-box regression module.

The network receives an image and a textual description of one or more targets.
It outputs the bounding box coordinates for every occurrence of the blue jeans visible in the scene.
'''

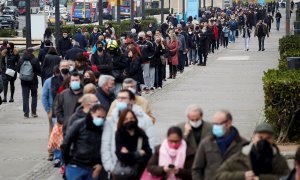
[66,164,96,180]
[230,30,236,42]
[276,21,280,30]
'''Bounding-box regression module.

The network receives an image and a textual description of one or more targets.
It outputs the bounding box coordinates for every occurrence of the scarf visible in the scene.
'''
[159,139,187,180]
[216,127,237,156]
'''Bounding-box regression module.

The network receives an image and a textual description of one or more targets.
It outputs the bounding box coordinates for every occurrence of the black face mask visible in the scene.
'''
[138,37,144,41]
[124,121,137,131]
[97,47,103,52]
[83,78,91,85]
[175,32,179,35]
[61,68,69,75]
[250,140,273,176]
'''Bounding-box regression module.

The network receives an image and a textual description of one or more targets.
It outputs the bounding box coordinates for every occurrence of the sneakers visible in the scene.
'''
[2,98,7,103]
[54,159,62,168]
[24,114,29,118]
[9,99,14,103]
[32,114,38,118]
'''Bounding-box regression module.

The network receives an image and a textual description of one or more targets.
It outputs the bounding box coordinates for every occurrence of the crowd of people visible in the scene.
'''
[0,1,298,180]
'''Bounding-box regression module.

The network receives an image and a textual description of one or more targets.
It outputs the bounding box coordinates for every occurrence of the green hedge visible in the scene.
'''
[145,8,169,16]
[23,17,158,38]
[0,29,18,37]
[263,69,300,143]
[278,36,300,70]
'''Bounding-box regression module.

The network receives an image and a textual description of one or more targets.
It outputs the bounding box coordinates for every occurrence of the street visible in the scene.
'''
[0,6,297,180]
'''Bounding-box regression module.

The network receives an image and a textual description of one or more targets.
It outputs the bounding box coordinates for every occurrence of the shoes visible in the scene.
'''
[0,96,2,105]
[54,159,62,168]
[48,154,54,161]
[9,99,14,103]
[2,98,7,103]
[157,87,162,90]
[150,87,155,91]
[262,48,265,51]
[24,114,29,118]
[32,114,38,118]
[258,49,261,51]
[247,49,249,51]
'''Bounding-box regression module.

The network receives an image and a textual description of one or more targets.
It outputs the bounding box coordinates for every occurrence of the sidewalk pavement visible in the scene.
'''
[0,8,298,180]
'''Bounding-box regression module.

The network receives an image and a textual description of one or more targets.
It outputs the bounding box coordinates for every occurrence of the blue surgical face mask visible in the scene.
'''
[70,81,81,91]
[116,102,127,111]
[212,124,225,138]
[93,117,104,126]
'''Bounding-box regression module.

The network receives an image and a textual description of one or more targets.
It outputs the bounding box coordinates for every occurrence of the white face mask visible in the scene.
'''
[189,120,202,128]
[128,87,136,94]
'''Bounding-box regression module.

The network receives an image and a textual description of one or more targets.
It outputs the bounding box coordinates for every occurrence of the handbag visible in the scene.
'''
[140,169,163,180]
[113,138,143,178]
[5,57,16,77]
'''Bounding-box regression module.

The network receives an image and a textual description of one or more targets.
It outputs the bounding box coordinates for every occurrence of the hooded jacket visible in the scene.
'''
[101,104,156,172]
[58,36,72,57]
[66,106,88,132]
[215,143,290,180]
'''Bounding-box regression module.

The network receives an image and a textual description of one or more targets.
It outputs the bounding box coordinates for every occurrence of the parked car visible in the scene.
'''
[0,15,19,29]
[3,6,19,17]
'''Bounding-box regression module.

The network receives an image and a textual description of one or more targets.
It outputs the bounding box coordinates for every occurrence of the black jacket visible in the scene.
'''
[61,116,103,168]
[38,47,49,66]
[57,37,72,57]
[1,49,19,81]
[41,54,61,80]
[95,87,115,112]
[89,32,101,47]
[115,126,152,178]
[91,52,113,75]
[65,46,84,61]
[66,106,87,133]
[17,52,41,85]
[127,57,144,84]
[187,33,196,49]
[136,40,155,63]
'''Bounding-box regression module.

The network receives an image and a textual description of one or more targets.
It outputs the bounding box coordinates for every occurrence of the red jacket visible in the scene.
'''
[213,26,219,40]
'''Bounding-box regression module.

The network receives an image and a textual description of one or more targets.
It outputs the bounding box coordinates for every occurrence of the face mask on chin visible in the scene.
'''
[189,120,202,128]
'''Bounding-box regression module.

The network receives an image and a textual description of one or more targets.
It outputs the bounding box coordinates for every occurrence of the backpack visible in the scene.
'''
[19,61,34,81]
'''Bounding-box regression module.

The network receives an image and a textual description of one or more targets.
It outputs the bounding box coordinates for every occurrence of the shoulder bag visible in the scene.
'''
[113,137,143,179]
[5,56,16,77]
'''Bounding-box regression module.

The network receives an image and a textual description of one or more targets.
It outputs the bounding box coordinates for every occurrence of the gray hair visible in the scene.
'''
[170,33,177,41]
[138,31,145,38]
[131,28,136,34]
[59,60,69,67]
[98,75,115,87]
[122,78,137,87]
[78,94,97,104]
[185,104,203,117]
[72,40,80,47]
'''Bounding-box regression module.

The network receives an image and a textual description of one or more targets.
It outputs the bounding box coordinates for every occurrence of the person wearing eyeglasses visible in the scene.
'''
[192,110,248,180]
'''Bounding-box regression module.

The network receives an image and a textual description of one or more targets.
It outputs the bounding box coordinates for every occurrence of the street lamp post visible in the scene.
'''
[131,0,134,27]
[54,0,60,47]
[25,0,31,48]
[117,0,120,23]
[161,0,164,24]
[182,0,185,20]
[99,0,103,25]
[169,0,171,13]
[286,0,291,35]
[142,0,145,20]
[211,0,213,8]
